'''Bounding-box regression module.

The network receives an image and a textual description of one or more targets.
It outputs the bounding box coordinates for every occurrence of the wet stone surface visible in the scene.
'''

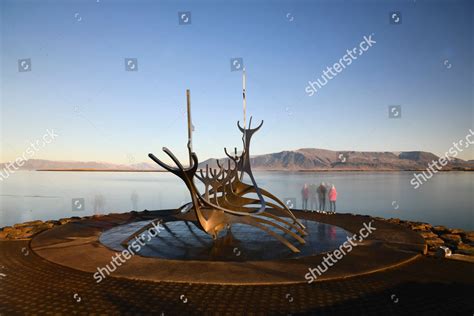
[99,218,351,261]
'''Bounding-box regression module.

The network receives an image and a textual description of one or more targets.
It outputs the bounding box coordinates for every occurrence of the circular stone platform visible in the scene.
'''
[99,218,351,261]
[30,210,426,285]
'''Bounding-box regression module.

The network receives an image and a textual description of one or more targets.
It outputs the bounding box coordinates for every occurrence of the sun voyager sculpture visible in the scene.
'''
[123,70,308,253]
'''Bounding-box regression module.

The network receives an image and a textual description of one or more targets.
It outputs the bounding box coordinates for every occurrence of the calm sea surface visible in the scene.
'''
[0,171,472,230]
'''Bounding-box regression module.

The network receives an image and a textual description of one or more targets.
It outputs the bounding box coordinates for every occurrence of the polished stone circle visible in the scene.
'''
[99,217,352,261]
[30,211,427,284]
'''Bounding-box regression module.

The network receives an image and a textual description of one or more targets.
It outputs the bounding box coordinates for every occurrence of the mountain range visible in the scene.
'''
[201,148,473,171]
[1,149,472,172]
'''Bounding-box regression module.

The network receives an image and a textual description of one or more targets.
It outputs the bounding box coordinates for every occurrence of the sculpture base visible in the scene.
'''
[30,210,425,284]
[99,217,351,261]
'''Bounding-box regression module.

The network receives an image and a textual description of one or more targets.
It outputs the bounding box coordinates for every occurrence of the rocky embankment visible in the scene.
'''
[1,214,473,259]
[0,218,82,239]
[378,217,474,257]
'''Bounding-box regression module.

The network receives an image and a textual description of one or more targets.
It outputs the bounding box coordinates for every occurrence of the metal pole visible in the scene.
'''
[242,68,246,129]
[186,89,192,165]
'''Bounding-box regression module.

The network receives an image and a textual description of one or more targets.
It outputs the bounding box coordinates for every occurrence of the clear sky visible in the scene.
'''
[1,0,473,164]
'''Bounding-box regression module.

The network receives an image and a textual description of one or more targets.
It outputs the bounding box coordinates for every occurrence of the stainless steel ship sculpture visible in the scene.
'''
[123,70,307,253]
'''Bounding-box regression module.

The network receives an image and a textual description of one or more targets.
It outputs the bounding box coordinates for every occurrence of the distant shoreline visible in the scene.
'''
[293,169,473,172]
[36,169,167,172]
[35,169,473,172]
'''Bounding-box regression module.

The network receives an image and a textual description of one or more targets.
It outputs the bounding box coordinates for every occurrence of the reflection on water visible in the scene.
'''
[318,223,326,240]
[131,190,139,210]
[99,219,352,261]
[93,194,106,215]
[0,171,472,230]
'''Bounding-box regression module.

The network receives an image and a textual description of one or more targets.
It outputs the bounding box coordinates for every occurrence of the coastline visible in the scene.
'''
[36,169,167,172]
[1,210,473,260]
[34,169,474,172]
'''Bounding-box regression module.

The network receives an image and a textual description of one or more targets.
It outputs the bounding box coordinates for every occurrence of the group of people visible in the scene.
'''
[301,182,337,213]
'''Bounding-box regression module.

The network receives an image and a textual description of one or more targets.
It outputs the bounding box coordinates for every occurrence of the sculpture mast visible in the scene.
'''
[242,68,247,129]
[240,68,247,181]
[186,89,193,165]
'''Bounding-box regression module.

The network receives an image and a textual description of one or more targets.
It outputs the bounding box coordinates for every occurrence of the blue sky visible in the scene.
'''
[1,0,473,164]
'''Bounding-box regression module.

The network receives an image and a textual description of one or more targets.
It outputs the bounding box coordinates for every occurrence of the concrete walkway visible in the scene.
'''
[0,211,473,314]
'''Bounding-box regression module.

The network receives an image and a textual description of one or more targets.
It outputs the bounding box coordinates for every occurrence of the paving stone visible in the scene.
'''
[1,217,473,313]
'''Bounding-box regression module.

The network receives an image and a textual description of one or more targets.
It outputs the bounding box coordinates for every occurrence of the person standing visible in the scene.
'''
[317,182,327,211]
[301,184,309,211]
[131,190,139,210]
[309,183,318,212]
[93,194,106,215]
[328,184,338,213]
